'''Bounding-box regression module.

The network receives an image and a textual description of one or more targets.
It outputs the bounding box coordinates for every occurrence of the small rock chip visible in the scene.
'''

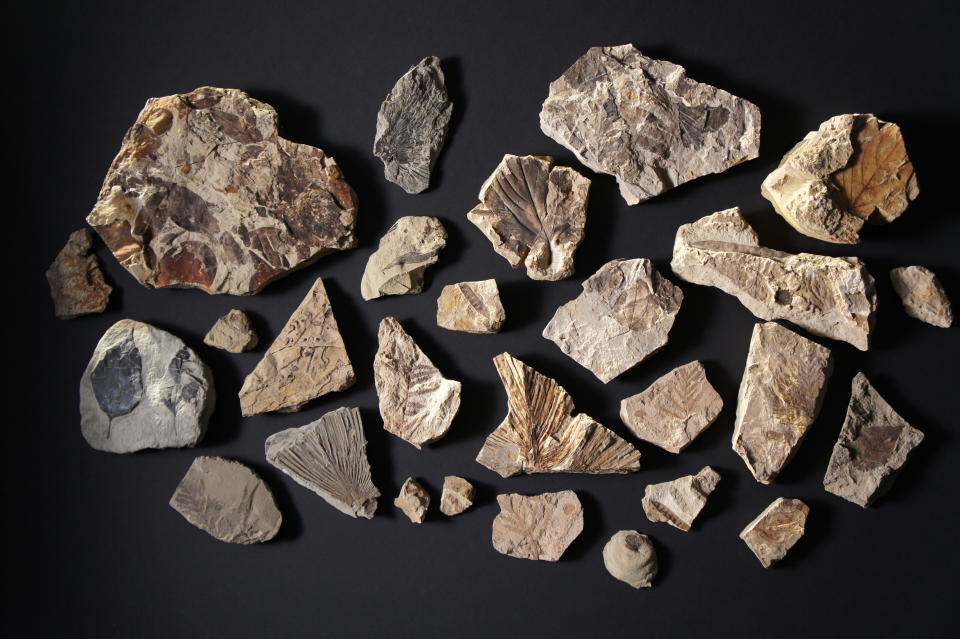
[642,467,721,532]
[87,87,357,295]
[239,278,354,416]
[394,477,430,523]
[671,207,878,350]
[203,309,258,353]
[264,407,380,519]
[467,154,590,281]
[170,456,281,544]
[492,491,583,561]
[80,319,215,453]
[823,373,924,508]
[620,361,723,453]
[361,216,447,300]
[374,317,461,448]
[739,498,809,568]
[602,530,658,588]
[540,44,760,205]
[761,114,918,244]
[734,322,833,484]
[890,266,953,328]
[373,56,453,194]
[46,229,112,319]
[476,353,642,477]
[440,476,475,516]
[436,279,506,334]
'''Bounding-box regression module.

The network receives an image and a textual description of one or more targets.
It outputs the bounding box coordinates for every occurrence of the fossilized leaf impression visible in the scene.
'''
[739,497,809,568]
[436,279,506,334]
[361,216,447,300]
[492,490,583,561]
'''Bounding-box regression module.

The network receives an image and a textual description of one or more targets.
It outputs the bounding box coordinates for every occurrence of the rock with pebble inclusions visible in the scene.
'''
[46,229,112,319]
[492,490,583,561]
[889,266,953,328]
[203,309,258,353]
[739,497,809,568]
[440,476,475,516]
[436,279,506,334]
[603,530,658,588]
[361,216,447,300]
[642,466,720,531]
[394,477,430,523]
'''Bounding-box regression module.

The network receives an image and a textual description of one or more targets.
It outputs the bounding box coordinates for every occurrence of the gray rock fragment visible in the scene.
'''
[361,216,447,300]
[602,530,658,588]
[46,228,112,319]
[394,477,430,523]
[642,467,720,531]
[204,309,258,353]
[739,497,809,568]
[440,476,475,516]
[890,266,953,328]
[436,279,506,334]
[492,490,583,561]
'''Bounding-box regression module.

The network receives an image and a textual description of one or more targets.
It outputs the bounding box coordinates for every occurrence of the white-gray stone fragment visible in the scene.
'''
[890,266,953,328]
[642,467,720,531]
[361,216,447,300]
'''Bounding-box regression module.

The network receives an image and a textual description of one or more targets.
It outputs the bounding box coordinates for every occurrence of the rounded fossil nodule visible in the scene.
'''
[602,530,658,588]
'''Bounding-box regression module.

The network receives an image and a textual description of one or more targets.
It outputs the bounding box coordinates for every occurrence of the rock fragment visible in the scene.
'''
[87,87,357,295]
[739,498,809,568]
[46,229,112,319]
[440,476,475,516]
[80,319,215,453]
[823,373,924,507]
[476,353,641,477]
[467,154,589,281]
[761,114,918,243]
[492,491,583,561]
[890,266,953,328]
[239,278,353,416]
[361,216,447,300]
[671,207,878,350]
[602,531,658,588]
[203,309,258,353]
[642,467,720,531]
[170,456,281,544]
[264,407,379,519]
[619,361,723,453]
[436,279,506,334]
[394,477,430,523]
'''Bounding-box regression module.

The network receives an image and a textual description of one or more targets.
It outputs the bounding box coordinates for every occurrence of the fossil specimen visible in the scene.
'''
[46,229,112,319]
[361,216,447,300]
[492,490,583,561]
[476,353,641,477]
[739,497,809,568]
[436,279,506,334]
[440,476,475,516]
[394,477,430,523]
[890,266,953,328]
[86,87,357,295]
[642,466,720,531]
[203,309,258,353]
[603,530,658,588]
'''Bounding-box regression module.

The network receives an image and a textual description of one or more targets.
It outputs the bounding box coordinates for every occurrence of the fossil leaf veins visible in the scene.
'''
[436,279,506,334]
[492,490,583,561]
[361,216,448,300]
[739,497,809,568]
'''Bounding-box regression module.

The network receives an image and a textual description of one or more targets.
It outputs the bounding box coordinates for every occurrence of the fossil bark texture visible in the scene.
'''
[203,309,258,353]
[361,216,447,300]
[890,266,953,328]
[492,491,583,561]
[394,477,430,523]
[440,476,475,516]
[739,497,809,568]
[46,229,112,319]
[602,530,658,588]
[436,279,506,334]
[642,466,720,531]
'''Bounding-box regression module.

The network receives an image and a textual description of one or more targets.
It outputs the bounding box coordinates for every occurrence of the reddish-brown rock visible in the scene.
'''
[46,229,112,319]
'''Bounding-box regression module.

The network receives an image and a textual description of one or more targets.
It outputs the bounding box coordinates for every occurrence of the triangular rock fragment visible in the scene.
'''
[440,476,475,516]
[492,490,583,561]
[642,467,720,531]
[739,497,809,568]
[361,216,447,300]
[204,309,258,353]
[394,477,430,523]
[46,229,112,319]
[890,266,953,328]
[436,279,506,334]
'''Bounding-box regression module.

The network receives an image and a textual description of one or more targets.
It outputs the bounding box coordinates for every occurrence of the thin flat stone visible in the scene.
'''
[642,466,720,531]
[440,476,475,516]
[203,309,258,353]
[436,279,506,334]
[361,216,447,300]
[46,228,112,319]
[739,497,809,568]
[394,477,430,523]
[492,490,583,561]
[890,266,953,328]
[602,530,658,588]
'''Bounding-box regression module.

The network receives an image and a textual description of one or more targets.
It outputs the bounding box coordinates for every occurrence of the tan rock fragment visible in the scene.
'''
[436,279,506,334]
[46,229,112,319]
[361,216,447,300]
[890,266,953,328]
[642,467,720,531]
[394,477,430,523]
[739,497,809,568]
[203,309,258,353]
[602,531,658,588]
[492,490,583,561]
[439,476,475,516]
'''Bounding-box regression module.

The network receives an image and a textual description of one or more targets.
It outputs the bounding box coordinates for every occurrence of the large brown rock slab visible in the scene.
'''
[739,497,809,568]
[492,490,583,561]
[46,229,112,319]
[361,216,447,300]
[642,466,720,531]
[436,279,505,334]
[602,530,658,588]
[890,266,953,328]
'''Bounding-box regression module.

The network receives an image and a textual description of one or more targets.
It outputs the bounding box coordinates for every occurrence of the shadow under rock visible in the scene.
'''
[358,405,397,519]
[323,278,377,394]
[497,277,547,333]
[776,497,833,569]
[562,490,606,562]
[691,465,739,531]
[244,458,304,543]
[425,56,467,193]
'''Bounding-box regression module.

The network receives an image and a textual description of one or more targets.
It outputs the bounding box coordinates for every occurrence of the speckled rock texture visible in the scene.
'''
[46,229,112,319]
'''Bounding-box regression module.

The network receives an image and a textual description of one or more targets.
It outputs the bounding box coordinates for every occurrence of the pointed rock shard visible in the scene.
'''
[361,216,447,300]
[204,309,258,353]
[436,279,506,334]
[823,373,924,507]
[761,114,918,244]
[620,361,723,453]
[734,322,833,484]
[890,266,953,328]
[739,497,809,568]
[264,407,379,519]
[671,207,878,350]
[476,353,641,477]
[440,476,475,516]
[492,491,583,561]
[467,154,590,281]
[394,477,430,523]
[643,467,720,532]
[544,258,683,383]
[80,319,215,453]
[239,278,354,416]
[603,531,658,588]
[170,456,281,544]
[46,229,112,319]
[86,87,357,295]
[373,56,453,194]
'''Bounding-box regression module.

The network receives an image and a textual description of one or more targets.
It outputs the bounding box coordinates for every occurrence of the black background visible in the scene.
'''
[11,1,959,637]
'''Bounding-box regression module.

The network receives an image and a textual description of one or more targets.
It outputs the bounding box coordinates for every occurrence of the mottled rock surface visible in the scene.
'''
[761,114,918,243]
[264,407,379,518]
[467,154,589,281]
[80,319,214,453]
[739,497,809,568]
[890,266,953,328]
[671,207,877,350]
[170,456,281,544]
[436,279,505,334]
[823,373,924,507]
[642,467,720,531]
[492,491,583,561]
[394,477,430,523]
[440,476,475,516]
[203,309,258,353]
[46,229,112,319]
[476,353,641,477]
[87,87,357,295]
[540,45,760,205]
[603,531,658,588]
[361,216,447,300]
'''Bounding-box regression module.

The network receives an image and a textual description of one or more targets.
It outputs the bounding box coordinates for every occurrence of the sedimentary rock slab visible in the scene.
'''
[440,476,475,516]
[890,266,953,328]
[492,491,583,561]
[823,373,924,507]
[602,530,658,588]
[540,45,760,205]
[761,114,918,243]
[619,361,723,453]
[467,154,589,281]
[361,216,447,300]
[264,407,379,518]
[239,278,353,416]
[436,279,506,334]
[204,309,258,353]
[46,229,112,319]
[374,317,461,448]
[671,207,877,350]
[739,497,809,568]
[642,466,720,531]
[80,319,214,453]
[170,456,281,544]
[87,87,358,295]
[394,477,430,523]
[476,353,642,477]
[373,56,452,194]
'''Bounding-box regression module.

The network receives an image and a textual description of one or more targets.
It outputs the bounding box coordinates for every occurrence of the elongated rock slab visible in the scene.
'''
[540,45,760,205]
[440,476,475,516]
[492,491,583,561]
[374,317,461,448]
[823,373,924,507]
[739,498,809,568]
[239,278,354,416]
[265,407,379,518]
[890,266,953,328]
[643,466,720,531]
[361,216,447,300]
[170,456,281,544]
[761,114,918,243]
[436,279,506,334]
[394,477,430,523]
[80,319,214,453]
[603,531,658,588]
[671,207,877,350]
[476,353,641,477]
[467,154,590,281]
[46,229,112,319]
[87,87,358,295]
[204,309,258,353]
